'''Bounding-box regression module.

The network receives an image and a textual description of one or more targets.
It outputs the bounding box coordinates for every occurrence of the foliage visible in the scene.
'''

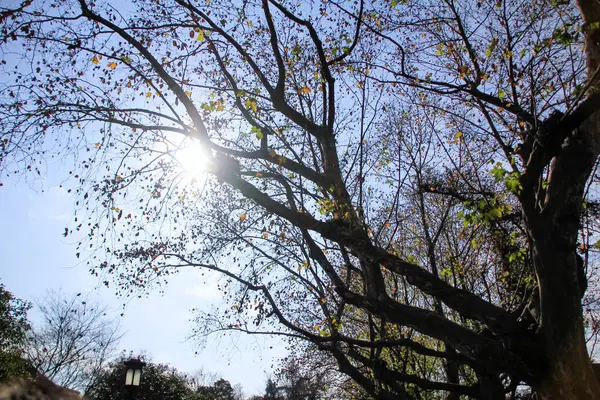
[193,378,239,400]
[0,282,32,383]
[2,0,600,398]
[86,356,193,400]
[25,291,122,392]
[273,356,328,400]
[87,357,240,400]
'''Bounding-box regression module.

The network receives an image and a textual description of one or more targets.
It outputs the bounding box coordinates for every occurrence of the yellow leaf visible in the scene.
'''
[262,232,268,239]
[146,91,152,98]
[107,62,117,69]
[90,56,99,65]
[297,87,311,95]
[94,143,101,148]
[196,30,205,41]
[239,213,247,222]
[244,98,257,112]
[185,90,192,97]
[454,131,463,138]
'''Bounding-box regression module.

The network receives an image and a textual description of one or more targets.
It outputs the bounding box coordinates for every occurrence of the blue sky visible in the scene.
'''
[0,172,285,396]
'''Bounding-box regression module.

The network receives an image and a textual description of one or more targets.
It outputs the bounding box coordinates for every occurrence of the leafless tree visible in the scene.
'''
[25,291,122,392]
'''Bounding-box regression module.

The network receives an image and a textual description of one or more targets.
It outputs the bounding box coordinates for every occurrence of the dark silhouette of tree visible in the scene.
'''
[86,356,192,400]
[263,379,281,400]
[0,282,31,383]
[274,357,326,400]
[194,378,237,400]
[2,0,600,398]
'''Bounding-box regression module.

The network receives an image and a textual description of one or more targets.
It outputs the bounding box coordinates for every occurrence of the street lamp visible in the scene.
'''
[124,358,146,387]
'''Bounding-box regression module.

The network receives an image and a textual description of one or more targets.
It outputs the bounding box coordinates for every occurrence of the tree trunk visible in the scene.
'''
[531,239,600,399]
[535,329,600,399]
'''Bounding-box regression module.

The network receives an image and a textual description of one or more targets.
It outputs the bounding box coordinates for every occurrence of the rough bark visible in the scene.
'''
[528,113,600,398]
[526,0,600,397]
[532,241,600,399]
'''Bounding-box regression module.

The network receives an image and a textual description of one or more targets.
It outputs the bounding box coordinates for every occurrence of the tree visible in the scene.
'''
[268,344,364,400]
[86,356,193,400]
[194,378,238,400]
[263,379,282,400]
[25,291,122,392]
[2,0,600,398]
[0,282,32,382]
[273,356,328,400]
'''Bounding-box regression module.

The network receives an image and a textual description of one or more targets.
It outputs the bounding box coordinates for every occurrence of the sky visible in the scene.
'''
[0,171,286,397]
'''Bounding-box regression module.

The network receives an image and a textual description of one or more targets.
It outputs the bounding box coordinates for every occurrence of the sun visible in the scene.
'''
[173,140,212,177]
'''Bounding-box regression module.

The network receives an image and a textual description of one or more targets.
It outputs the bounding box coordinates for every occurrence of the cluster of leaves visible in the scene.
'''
[0,282,32,383]
[86,356,241,400]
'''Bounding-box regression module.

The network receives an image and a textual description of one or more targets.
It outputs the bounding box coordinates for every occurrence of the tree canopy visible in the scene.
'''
[86,357,241,400]
[2,0,600,398]
[0,282,31,383]
[85,357,191,400]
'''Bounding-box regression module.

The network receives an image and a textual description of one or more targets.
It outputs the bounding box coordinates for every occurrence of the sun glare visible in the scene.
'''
[174,141,211,177]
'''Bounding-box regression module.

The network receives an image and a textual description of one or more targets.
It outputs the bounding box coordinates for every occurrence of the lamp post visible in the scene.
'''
[123,358,146,400]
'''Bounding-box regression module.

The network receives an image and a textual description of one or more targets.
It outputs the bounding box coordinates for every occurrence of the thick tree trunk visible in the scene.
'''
[531,238,600,399]
[535,326,600,399]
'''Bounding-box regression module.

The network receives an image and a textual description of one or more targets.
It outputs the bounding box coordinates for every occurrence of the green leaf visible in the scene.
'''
[485,39,498,58]
[251,126,262,139]
[490,165,506,182]
[498,87,505,100]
